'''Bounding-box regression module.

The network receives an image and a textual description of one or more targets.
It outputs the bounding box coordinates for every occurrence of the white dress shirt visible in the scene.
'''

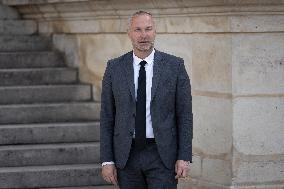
[102,49,155,166]
[133,49,155,138]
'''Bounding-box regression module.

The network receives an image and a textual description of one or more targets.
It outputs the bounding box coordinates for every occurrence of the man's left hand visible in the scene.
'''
[175,160,191,179]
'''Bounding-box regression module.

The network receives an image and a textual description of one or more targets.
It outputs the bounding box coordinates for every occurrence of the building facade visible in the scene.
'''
[1,0,284,188]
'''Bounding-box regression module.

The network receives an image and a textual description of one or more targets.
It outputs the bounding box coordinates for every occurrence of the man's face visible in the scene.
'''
[128,14,156,53]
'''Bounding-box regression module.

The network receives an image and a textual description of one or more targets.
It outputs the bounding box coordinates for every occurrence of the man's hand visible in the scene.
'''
[102,164,118,185]
[175,160,191,179]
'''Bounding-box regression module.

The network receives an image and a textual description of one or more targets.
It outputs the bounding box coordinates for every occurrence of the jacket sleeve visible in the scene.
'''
[100,61,116,163]
[175,60,193,162]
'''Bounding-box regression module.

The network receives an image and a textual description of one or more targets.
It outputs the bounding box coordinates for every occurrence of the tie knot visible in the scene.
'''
[140,60,147,67]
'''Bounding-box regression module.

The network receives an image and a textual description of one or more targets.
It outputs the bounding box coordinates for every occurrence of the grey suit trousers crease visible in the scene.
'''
[117,142,177,189]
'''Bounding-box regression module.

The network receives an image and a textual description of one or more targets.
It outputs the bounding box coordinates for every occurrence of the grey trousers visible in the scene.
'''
[117,142,177,189]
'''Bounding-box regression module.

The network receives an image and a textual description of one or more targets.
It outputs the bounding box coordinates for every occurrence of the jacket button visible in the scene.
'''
[133,113,135,117]
[129,131,133,136]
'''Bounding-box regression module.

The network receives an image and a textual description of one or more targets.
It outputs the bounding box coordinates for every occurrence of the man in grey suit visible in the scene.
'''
[100,10,193,189]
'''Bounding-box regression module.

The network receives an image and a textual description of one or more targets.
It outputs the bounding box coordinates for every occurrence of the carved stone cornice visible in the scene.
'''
[2,0,284,21]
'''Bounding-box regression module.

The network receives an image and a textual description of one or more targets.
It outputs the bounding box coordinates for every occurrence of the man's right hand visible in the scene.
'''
[101,164,118,186]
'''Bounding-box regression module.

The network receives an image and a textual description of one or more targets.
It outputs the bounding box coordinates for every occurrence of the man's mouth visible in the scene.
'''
[139,41,149,44]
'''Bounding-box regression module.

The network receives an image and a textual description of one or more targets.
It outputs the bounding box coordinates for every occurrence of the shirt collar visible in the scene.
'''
[133,49,155,66]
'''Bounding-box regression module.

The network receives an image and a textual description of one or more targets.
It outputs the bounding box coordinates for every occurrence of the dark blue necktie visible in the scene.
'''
[135,60,147,150]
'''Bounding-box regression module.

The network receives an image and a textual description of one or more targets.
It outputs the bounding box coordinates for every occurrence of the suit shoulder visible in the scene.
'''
[107,51,132,67]
[158,51,183,64]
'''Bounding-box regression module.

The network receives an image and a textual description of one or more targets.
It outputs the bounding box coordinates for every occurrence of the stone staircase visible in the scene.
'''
[0,4,115,189]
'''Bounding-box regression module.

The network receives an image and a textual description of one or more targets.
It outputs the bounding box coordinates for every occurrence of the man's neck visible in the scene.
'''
[133,48,153,59]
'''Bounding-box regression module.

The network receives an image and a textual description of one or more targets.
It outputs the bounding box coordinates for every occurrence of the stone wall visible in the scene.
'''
[232,32,284,188]
[3,0,284,188]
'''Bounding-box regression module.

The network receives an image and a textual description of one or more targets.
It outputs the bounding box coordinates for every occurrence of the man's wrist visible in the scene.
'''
[185,161,191,166]
[102,161,115,167]
[177,160,191,166]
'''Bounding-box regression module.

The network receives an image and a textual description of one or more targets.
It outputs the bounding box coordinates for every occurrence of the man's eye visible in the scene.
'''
[135,29,141,32]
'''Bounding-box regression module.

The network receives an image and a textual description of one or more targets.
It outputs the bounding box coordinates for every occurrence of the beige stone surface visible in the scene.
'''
[197,180,230,189]
[39,19,128,34]
[192,34,232,93]
[5,0,284,8]
[190,16,230,33]
[202,158,232,185]
[38,15,230,34]
[233,160,284,184]
[233,184,284,189]
[192,95,232,156]
[190,155,202,178]
[77,34,132,86]
[178,178,199,189]
[156,16,230,33]
[155,34,192,76]
[10,0,284,26]
[155,17,193,33]
[233,97,284,155]
[232,33,284,95]
[178,178,231,189]
[53,34,80,68]
[230,15,284,33]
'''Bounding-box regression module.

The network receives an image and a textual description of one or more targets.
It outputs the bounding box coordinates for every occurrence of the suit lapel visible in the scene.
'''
[123,50,164,103]
[123,51,136,102]
[151,50,163,102]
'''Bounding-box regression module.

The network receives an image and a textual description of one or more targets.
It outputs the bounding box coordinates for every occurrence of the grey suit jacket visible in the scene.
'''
[100,50,193,169]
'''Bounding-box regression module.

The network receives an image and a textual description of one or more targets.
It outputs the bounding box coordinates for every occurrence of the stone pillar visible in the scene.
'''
[2,0,283,188]
[231,17,284,188]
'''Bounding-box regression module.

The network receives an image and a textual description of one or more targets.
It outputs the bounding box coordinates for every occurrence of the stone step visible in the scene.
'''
[0,122,100,145]
[1,0,46,5]
[0,85,92,104]
[0,51,64,69]
[0,35,51,51]
[0,5,19,19]
[0,20,37,35]
[0,102,100,124]
[0,164,106,188]
[0,142,100,167]
[47,185,118,189]
[0,68,77,86]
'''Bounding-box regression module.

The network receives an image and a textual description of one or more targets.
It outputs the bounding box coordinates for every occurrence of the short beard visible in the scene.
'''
[135,41,154,52]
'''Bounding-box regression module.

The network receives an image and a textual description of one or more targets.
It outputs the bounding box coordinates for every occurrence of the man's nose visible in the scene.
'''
[140,30,147,37]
